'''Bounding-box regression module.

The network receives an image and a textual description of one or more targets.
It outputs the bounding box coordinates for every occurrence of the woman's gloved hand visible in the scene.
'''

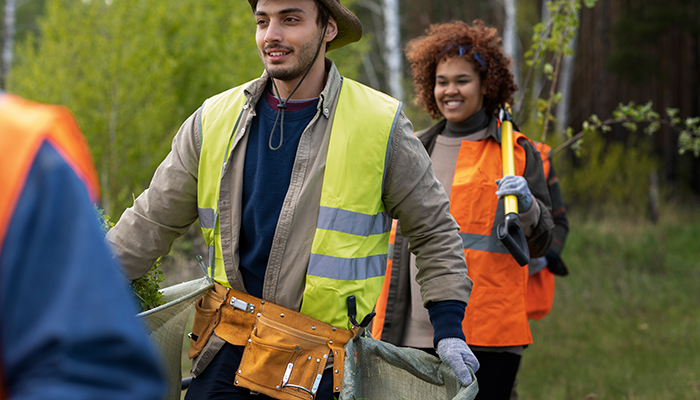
[496,175,533,211]
[436,337,480,386]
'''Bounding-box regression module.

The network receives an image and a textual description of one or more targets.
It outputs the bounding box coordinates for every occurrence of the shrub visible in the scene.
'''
[97,207,164,311]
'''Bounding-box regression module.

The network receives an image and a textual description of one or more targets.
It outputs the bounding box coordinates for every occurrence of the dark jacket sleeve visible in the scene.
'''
[0,143,166,400]
[546,162,569,255]
[519,137,555,258]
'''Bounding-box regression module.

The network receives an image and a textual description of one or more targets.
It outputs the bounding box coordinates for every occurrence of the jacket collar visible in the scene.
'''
[416,115,501,155]
[242,58,341,119]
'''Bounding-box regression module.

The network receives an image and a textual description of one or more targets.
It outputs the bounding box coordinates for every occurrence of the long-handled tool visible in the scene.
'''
[496,105,530,266]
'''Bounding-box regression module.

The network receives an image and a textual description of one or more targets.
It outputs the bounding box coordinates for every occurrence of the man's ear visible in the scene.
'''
[324,16,338,43]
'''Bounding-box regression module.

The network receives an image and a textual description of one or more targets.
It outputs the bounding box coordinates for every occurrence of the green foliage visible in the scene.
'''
[9,0,368,218]
[11,0,181,215]
[522,0,581,66]
[519,209,700,399]
[96,206,164,312]
[560,128,658,213]
[550,102,700,160]
[0,0,47,43]
[129,262,166,312]
[516,0,597,143]
[677,116,700,158]
[519,1,700,161]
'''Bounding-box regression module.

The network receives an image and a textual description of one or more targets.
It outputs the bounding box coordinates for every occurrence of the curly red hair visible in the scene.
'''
[405,20,518,119]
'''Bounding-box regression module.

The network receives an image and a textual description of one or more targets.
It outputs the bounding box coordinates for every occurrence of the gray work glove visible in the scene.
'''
[496,175,533,212]
[528,256,548,275]
[436,337,479,386]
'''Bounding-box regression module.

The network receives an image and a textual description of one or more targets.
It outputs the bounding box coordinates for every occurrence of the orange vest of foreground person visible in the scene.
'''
[0,93,100,398]
[526,142,556,321]
[0,93,100,253]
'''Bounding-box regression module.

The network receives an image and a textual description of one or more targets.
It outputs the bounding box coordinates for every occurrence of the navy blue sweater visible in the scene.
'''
[239,92,318,298]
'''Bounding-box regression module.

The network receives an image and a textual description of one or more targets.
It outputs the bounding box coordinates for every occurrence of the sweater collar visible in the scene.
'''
[442,107,490,138]
[243,58,341,119]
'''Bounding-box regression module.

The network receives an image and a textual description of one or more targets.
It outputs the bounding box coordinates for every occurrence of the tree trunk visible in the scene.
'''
[1,0,16,89]
[555,10,580,135]
[528,0,550,115]
[502,0,520,90]
[382,0,403,100]
[648,170,659,224]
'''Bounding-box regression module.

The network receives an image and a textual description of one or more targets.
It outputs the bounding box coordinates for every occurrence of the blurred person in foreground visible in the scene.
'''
[0,93,166,400]
[105,0,478,399]
[372,20,554,400]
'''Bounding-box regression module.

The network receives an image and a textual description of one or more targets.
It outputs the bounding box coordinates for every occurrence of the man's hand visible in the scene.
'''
[436,337,479,386]
[496,175,533,211]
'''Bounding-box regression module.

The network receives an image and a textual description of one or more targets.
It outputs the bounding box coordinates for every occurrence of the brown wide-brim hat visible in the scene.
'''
[248,0,362,51]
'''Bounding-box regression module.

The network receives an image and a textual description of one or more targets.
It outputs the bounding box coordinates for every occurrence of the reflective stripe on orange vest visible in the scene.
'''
[0,93,99,254]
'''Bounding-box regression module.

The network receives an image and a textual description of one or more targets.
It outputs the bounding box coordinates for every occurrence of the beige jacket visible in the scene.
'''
[106,60,472,312]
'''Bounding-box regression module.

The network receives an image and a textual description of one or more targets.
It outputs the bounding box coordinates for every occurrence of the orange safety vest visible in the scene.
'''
[453,131,532,346]
[0,94,99,397]
[373,130,534,346]
[0,93,99,254]
[370,219,397,339]
[526,142,556,320]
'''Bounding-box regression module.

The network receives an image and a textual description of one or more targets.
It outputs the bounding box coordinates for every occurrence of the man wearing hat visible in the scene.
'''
[106,0,478,398]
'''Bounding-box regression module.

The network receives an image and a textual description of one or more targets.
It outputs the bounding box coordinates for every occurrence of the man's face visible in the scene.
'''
[255,0,325,81]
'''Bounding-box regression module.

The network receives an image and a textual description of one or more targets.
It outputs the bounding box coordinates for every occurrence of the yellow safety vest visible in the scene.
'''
[198,78,401,328]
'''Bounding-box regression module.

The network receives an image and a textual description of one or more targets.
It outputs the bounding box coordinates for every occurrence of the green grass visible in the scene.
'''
[518,206,700,399]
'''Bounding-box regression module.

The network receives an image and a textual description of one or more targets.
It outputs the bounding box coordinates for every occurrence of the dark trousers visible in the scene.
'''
[472,351,522,400]
[185,343,335,400]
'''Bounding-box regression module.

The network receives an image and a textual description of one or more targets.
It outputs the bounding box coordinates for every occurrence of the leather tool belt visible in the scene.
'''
[189,283,356,400]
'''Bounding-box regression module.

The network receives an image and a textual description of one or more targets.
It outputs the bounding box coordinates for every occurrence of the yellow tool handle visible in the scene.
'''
[500,114,518,215]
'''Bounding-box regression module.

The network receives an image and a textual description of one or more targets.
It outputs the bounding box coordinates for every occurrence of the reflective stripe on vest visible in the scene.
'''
[198,79,400,328]
[450,130,533,346]
[0,93,100,254]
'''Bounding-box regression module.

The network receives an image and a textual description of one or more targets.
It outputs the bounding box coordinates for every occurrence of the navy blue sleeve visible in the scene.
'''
[428,300,467,347]
[0,143,166,400]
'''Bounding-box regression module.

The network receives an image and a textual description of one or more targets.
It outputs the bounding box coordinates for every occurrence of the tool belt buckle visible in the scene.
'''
[230,296,256,314]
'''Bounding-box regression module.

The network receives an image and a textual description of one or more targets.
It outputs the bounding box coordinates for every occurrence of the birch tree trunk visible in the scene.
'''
[502,0,521,91]
[529,0,550,111]
[1,0,16,89]
[382,0,403,100]
[555,13,579,135]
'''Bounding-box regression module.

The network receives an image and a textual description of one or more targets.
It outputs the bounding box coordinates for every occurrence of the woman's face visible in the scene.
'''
[434,56,485,123]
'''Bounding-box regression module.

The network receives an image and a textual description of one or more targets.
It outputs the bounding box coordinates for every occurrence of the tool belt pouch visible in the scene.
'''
[188,283,227,359]
[220,293,355,400]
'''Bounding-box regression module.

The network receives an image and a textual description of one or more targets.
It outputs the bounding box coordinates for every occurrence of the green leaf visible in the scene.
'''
[644,121,660,135]
[622,121,638,132]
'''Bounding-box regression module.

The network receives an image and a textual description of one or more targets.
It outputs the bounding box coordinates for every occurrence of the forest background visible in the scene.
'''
[2,0,699,398]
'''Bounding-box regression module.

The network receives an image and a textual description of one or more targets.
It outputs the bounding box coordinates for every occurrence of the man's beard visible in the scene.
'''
[262,35,322,81]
